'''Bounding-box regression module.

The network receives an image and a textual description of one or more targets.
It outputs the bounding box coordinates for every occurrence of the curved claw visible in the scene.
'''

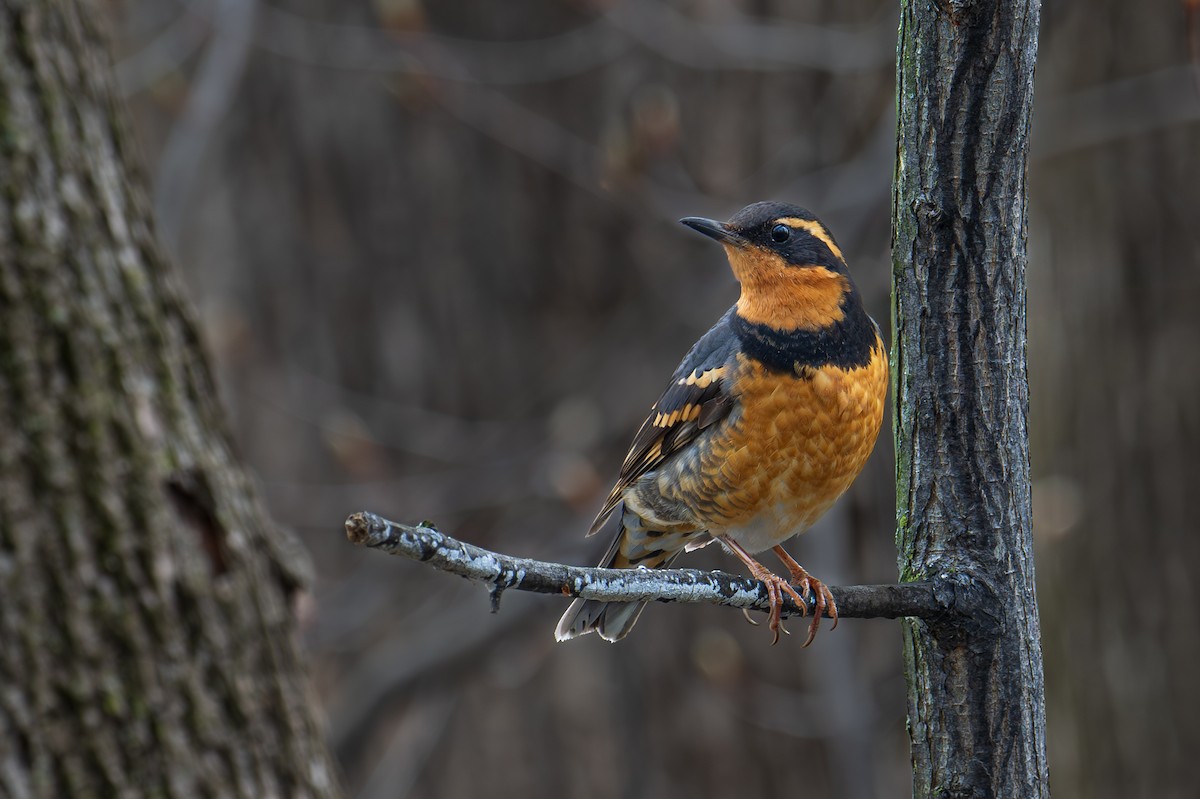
[797,577,838,647]
[826,584,840,631]
[757,569,806,645]
[719,536,814,646]
[763,577,782,645]
[802,586,823,647]
[770,545,838,647]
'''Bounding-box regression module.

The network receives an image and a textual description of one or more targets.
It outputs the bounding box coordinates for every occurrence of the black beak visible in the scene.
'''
[679,216,744,246]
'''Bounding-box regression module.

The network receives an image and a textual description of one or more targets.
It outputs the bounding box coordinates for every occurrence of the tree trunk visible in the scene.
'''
[891,0,1049,795]
[0,2,337,796]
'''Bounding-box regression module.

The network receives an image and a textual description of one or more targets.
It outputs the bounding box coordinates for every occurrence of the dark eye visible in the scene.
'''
[770,224,791,243]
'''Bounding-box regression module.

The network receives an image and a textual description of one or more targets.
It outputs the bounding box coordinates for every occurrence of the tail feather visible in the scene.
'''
[555,509,682,641]
[555,598,649,642]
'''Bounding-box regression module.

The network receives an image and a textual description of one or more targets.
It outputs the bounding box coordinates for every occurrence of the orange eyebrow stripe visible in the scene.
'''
[776,217,845,263]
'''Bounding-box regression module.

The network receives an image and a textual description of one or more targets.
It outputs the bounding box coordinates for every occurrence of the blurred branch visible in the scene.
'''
[327,583,538,761]
[1188,0,1200,94]
[153,0,256,253]
[432,78,602,185]
[345,511,947,621]
[606,0,896,74]
[430,77,894,222]
[251,1,628,84]
[268,455,544,532]
[1032,65,1200,159]
[114,2,209,95]
[184,0,893,84]
[356,691,458,799]
[249,369,543,462]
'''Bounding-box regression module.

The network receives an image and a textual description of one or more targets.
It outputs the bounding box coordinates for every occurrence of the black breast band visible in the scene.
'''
[731,292,878,373]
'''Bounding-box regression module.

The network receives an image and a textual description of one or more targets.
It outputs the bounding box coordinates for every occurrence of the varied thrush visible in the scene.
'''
[555,201,888,646]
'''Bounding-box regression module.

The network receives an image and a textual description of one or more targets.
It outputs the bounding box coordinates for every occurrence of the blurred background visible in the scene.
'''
[101,0,1199,796]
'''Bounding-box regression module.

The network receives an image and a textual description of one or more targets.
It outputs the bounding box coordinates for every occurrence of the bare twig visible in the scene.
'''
[345,511,946,621]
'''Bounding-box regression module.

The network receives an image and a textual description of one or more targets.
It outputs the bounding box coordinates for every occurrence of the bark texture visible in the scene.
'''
[891,0,1049,796]
[0,2,337,796]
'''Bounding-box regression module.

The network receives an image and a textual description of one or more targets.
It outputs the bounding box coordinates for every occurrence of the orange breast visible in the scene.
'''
[670,335,888,551]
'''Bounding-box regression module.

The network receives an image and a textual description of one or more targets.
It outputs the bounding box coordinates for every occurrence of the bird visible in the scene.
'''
[555,201,888,646]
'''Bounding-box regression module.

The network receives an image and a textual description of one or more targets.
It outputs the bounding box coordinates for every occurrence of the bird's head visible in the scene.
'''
[680,201,855,332]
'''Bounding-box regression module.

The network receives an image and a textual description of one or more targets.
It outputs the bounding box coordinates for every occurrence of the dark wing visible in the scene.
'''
[588,309,739,535]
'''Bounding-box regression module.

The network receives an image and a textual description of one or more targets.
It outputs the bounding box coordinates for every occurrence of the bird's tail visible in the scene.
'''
[554,595,649,643]
[555,514,681,642]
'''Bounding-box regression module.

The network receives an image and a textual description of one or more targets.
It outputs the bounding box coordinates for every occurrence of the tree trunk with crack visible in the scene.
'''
[0,2,337,795]
[892,0,1049,795]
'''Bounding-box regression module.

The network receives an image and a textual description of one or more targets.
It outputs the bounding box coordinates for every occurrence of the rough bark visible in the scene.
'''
[0,2,337,796]
[891,0,1049,796]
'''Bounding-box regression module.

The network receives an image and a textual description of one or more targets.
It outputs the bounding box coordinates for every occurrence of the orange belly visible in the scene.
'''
[672,336,888,552]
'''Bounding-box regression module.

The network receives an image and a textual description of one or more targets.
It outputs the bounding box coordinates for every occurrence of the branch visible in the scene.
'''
[115,3,209,97]
[345,511,951,622]
[153,0,256,254]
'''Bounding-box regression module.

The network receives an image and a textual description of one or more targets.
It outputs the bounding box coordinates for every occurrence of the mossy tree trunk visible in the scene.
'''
[0,2,338,796]
[891,0,1049,795]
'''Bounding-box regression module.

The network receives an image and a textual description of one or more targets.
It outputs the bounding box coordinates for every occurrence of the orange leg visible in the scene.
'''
[772,546,838,647]
[720,537,804,645]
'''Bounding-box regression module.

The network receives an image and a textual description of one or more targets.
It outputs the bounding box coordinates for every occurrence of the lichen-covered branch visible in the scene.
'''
[345,512,949,622]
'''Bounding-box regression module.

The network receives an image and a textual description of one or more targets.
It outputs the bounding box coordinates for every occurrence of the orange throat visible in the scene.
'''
[726,245,850,331]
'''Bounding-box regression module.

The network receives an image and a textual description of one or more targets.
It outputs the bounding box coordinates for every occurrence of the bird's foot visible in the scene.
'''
[744,559,805,646]
[772,545,838,647]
